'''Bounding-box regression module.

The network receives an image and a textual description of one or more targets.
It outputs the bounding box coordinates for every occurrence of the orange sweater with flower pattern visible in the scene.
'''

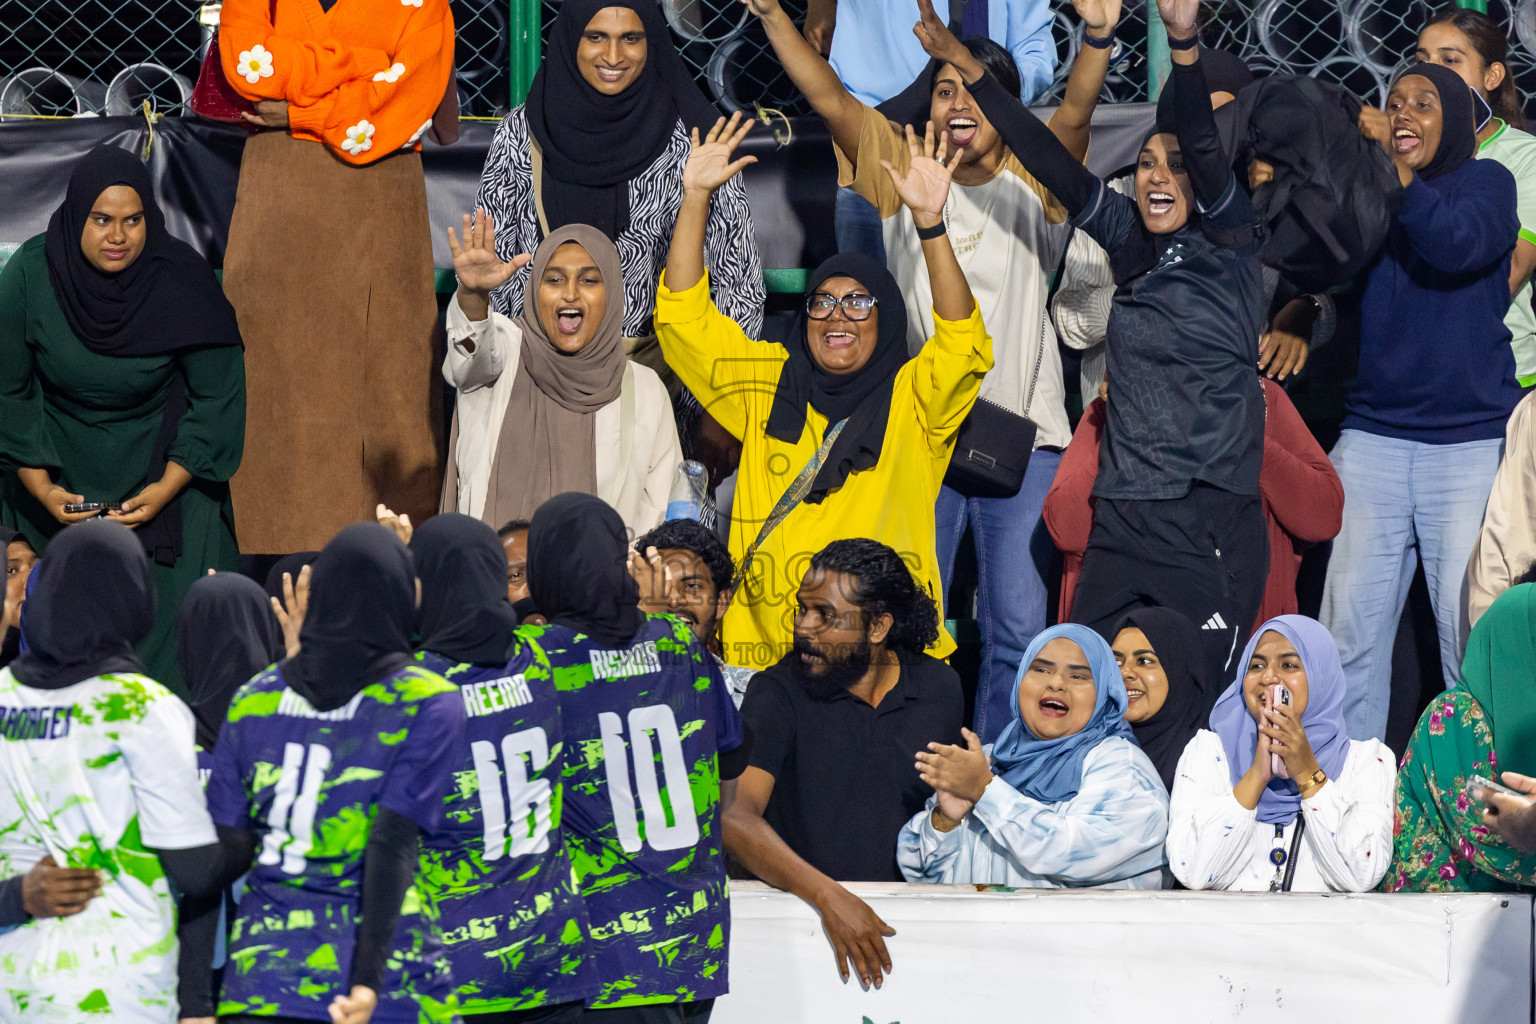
[220,0,453,165]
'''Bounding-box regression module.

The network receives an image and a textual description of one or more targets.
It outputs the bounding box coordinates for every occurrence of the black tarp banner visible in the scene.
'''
[0,104,1155,276]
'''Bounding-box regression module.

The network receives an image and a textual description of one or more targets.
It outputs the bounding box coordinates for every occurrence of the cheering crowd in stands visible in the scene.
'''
[7,0,1536,1020]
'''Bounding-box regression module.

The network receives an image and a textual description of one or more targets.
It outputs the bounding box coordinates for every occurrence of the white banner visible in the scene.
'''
[714,883,1532,1023]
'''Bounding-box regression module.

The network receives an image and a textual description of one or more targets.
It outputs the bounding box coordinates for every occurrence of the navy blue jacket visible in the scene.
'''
[1346,161,1522,443]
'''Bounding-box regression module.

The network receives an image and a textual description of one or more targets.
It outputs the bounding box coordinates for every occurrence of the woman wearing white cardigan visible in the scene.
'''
[1167,616,1395,892]
[440,211,681,535]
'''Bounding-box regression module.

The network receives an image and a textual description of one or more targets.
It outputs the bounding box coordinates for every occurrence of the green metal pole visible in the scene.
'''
[1456,0,1489,12]
[1146,0,1171,100]
[509,0,541,107]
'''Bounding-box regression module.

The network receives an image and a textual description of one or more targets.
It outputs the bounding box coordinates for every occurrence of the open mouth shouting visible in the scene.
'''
[1037,695,1070,719]
[555,306,585,336]
[1393,126,1421,155]
[1145,191,1176,216]
[820,327,858,352]
[947,116,978,149]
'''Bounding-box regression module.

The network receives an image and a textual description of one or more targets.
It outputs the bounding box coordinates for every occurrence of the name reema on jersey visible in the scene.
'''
[588,640,662,680]
[461,674,534,718]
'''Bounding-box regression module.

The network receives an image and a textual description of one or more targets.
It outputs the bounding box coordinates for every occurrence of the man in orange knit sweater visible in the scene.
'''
[219,0,454,555]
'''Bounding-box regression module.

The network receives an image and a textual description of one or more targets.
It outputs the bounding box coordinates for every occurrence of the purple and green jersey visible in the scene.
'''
[414,645,598,1014]
[205,662,465,1022]
[532,615,743,1008]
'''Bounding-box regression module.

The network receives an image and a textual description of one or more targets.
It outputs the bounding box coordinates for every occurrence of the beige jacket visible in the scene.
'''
[1465,390,1536,636]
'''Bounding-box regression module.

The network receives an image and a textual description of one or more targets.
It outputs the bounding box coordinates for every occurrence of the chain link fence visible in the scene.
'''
[0,0,518,118]
[533,0,1536,117]
[6,1,1536,121]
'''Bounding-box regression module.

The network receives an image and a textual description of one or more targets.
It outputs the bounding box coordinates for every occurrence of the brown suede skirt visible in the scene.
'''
[224,131,442,554]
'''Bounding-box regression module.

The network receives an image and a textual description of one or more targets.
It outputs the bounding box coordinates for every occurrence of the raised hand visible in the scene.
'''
[270,564,310,659]
[1072,0,1123,36]
[446,208,529,297]
[737,0,781,19]
[880,122,963,224]
[911,0,970,68]
[1156,0,1198,39]
[628,546,675,615]
[683,113,758,197]
[375,503,413,546]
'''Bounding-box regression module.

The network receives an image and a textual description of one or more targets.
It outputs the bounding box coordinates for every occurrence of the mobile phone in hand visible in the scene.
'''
[1267,684,1292,779]
[62,502,122,515]
[1470,774,1524,801]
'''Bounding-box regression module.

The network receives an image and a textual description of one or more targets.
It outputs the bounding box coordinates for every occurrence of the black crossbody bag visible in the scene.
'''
[943,231,1072,499]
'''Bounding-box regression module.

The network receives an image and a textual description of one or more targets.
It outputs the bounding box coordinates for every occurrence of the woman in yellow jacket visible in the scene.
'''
[658,113,992,670]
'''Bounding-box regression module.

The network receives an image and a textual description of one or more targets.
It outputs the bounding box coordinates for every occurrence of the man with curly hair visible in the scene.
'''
[723,538,963,990]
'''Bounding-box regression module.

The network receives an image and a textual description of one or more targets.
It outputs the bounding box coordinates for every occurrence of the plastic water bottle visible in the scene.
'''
[665,460,709,522]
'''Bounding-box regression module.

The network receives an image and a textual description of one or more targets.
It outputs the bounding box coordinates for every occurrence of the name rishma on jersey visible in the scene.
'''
[589,641,662,680]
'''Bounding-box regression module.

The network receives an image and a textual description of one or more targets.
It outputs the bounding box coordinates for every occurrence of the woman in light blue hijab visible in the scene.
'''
[897,624,1170,888]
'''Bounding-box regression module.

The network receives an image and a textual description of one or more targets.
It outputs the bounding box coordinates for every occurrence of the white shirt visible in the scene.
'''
[0,670,216,1023]
[839,110,1073,449]
[444,293,683,536]
[1167,730,1396,893]
[887,164,1074,450]
[897,736,1169,889]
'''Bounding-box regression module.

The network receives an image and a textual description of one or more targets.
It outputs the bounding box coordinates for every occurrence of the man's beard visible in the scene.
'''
[788,633,873,700]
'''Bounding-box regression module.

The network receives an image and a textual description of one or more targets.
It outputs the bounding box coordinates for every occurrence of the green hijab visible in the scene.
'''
[1460,583,1536,770]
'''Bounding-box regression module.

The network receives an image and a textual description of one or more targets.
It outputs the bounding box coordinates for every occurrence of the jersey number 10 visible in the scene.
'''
[599,705,700,854]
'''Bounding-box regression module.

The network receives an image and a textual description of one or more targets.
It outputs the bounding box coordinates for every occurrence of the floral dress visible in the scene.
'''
[1383,689,1536,892]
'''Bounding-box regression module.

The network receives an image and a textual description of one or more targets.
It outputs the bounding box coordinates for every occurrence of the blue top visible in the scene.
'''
[532,615,743,1008]
[1345,163,1524,443]
[827,0,1056,106]
[206,663,465,1022]
[413,648,599,1014]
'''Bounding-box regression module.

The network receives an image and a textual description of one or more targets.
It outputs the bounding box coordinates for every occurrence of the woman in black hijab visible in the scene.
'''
[11,521,154,691]
[286,522,417,712]
[0,527,36,669]
[410,513,520,666]
[528,0,719,238]
[657,114,987,670]
[176,573,282,756]
[1110,608,1218,792]
[527,492,641,649]
[474,0,765,380]
[0,145,246,698]
[1319,62,1520,742]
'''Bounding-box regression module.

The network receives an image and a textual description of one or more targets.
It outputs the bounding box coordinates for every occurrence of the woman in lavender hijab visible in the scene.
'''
[1167,615,1395,892]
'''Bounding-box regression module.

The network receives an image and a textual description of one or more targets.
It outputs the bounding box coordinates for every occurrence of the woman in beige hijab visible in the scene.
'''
[441,212,681,535]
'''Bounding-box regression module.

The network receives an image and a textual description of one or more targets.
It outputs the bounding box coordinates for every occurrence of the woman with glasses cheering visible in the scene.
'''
[656,112,991,671]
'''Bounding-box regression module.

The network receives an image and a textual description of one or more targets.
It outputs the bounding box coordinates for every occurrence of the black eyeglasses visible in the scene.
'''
[804,292,878,321]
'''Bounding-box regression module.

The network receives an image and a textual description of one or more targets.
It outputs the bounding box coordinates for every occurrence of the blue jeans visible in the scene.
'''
[934,450,1062,744]
[1320,429,1504,743]
[834,186,886,263]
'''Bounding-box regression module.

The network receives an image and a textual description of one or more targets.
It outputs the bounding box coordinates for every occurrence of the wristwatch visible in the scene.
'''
[1298,768,1327,797]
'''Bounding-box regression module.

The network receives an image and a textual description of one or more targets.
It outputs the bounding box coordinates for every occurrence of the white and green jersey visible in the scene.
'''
[0,669,216,1023]
[1479,118,1536,386]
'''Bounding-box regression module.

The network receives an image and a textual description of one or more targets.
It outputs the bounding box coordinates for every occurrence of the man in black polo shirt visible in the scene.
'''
[724,538,963,991]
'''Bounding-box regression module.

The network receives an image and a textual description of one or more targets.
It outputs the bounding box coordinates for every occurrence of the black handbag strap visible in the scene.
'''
[1280,813,1307,892]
